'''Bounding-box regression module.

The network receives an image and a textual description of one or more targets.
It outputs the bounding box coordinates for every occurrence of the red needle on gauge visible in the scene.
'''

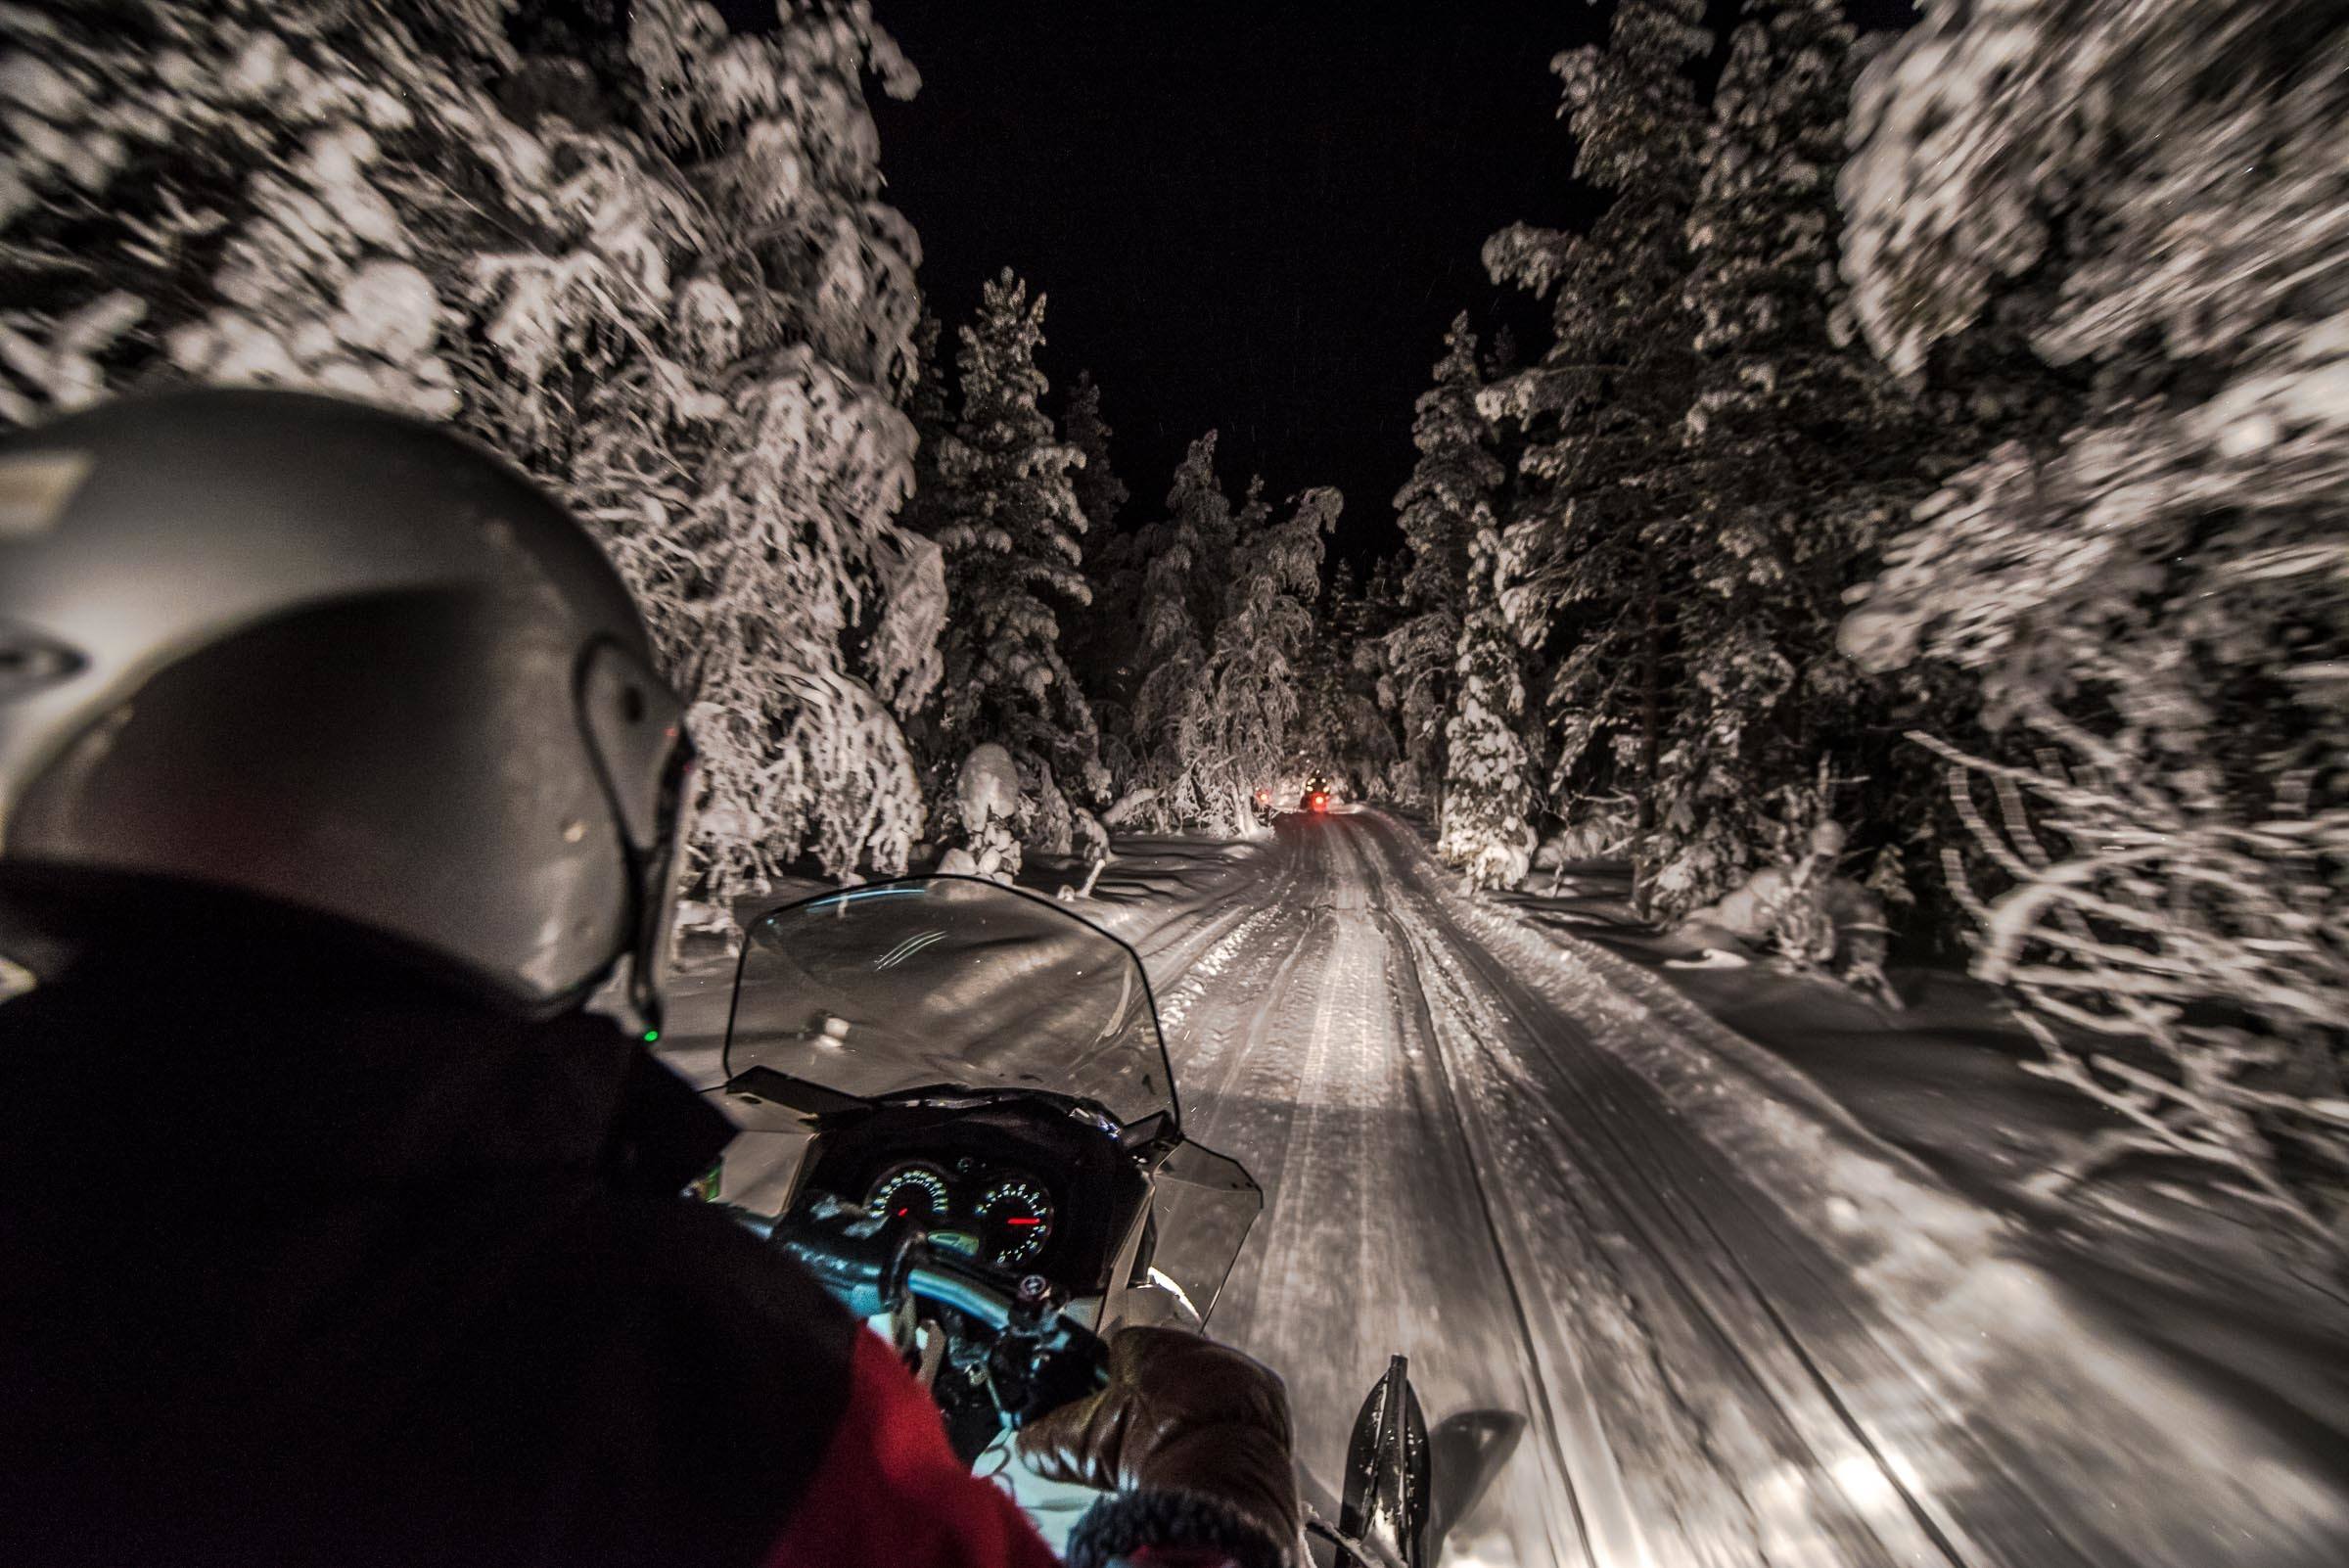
[1005,1218,1040,1226]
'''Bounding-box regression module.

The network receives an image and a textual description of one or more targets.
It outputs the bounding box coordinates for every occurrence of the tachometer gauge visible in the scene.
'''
[867,1162,951,1225]
[974,1176,1053,1267]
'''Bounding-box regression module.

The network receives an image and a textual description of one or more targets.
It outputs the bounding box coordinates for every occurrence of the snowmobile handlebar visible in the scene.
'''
[722,1198,1112,1429]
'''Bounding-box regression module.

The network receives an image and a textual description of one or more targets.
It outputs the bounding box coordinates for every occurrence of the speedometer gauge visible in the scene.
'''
[867,1162,951,1225]
[974,1176,1053,1267]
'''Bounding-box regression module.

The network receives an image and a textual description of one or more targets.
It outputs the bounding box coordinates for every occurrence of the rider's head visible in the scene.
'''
[0,390,695,1029]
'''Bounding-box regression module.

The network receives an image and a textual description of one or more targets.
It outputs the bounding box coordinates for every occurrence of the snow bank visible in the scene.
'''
[940,743,1023,881]
[1530,814,1631,872]
[1680,823,1894,1002]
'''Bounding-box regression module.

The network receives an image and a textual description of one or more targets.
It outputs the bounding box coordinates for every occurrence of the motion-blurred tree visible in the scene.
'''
[1839,0,2349,1242]
[0,0,941,899]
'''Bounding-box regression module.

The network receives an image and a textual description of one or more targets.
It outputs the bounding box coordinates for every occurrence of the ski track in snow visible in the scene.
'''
[1097,810,2349,1568]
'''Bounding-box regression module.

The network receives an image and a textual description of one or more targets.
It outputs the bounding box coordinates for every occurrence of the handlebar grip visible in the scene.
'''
[724,1201,1108,1428]
[761,1208,920,1318]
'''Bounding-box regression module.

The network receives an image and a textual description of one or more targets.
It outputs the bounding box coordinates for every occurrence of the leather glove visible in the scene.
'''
[1017,1324,1301,1558]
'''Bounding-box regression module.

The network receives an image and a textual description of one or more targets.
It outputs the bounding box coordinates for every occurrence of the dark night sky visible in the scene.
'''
[862,3,1918,568]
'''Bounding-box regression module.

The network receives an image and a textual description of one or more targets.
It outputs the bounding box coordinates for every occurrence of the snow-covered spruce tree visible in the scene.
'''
[1127,434,1228,830]
[1643,0,1921,921]
[1839,0,2349,1242]
[1360,558,1411,653]
[1227,472,1271,616]
[1060,373,1132,667]
[1203,488,1341,837]
[0,0,941,902]
[892,309,958,696]
[1083,516,1162,798]
[1439,528,1538,890]
[1361,558,1424,802]
[1064,372,1128,549]
[1058,372,1146,785]
[1480,0,1711,901]
[1189,438,1245,640]
[1387,314,1504,797]
[1296,562,1358,789]
[1340,666,1406,805]
[1303,561,1406,802]
[898,307,953,536]
[926,269,1105,858]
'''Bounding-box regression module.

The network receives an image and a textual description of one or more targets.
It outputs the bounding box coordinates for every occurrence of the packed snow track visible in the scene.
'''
[1080,809,2345,1568]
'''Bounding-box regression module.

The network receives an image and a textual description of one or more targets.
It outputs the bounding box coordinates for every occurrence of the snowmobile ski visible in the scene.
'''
[1335,1354,1430,1568]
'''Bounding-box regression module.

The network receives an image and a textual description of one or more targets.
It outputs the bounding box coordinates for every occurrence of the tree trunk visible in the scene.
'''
[1633,558,1663,917]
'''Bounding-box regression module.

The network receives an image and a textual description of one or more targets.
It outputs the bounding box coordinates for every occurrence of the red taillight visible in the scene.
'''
[1309,793,1328,811]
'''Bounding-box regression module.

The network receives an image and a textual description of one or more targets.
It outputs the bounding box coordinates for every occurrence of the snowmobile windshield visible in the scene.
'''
[724,877,1179,1130]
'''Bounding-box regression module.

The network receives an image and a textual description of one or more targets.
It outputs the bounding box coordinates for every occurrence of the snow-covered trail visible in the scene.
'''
[1093,809,2346,1568]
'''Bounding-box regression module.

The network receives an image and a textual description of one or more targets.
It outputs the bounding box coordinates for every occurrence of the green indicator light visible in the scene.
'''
[643,1029,660,1043]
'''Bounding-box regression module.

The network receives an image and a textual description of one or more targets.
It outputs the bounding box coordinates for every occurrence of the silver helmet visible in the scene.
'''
[0,390,696,1027]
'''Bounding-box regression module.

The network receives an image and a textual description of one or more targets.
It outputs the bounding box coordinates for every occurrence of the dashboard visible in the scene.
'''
[865,1157,1057,1268]
[786,1098,1147,1293]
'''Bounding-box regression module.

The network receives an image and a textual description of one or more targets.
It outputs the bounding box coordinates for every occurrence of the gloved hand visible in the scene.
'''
[1017,1324,1301,1560]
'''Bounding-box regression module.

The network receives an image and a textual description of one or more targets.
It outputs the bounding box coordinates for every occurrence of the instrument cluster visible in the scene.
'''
[790,1097,1145,1297]
[868,1157,1057,1268]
